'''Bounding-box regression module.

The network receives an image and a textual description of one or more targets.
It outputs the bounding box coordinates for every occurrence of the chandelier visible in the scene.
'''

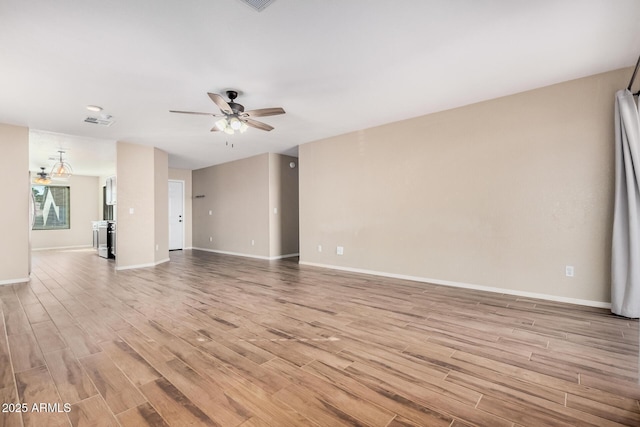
[50,150,73,180]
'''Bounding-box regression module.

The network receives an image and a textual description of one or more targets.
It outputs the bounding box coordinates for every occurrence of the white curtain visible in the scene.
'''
[612,89,640,318]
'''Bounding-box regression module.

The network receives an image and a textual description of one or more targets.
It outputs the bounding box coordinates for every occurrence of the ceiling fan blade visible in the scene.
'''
[169,110,219,116]
[244,118,274,131]
[210,126,221,132]
[208,92,233,114]
[242,107,285,117]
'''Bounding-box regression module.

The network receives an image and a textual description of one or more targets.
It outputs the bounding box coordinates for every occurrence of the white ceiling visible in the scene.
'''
[1,0,639,177]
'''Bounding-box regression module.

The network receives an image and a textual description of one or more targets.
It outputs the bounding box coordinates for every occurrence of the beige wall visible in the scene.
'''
[169,168,193,249]
[116,142,169,269]
[192,153,299,259]
[31,174,100,250]
[193,153,271,257]
[269,154,299,257]
[299,68,629,305]
[0,123,29,284]
[154,148,169,263]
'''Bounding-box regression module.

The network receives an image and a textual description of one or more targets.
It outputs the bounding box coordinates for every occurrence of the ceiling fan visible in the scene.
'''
[170,90,285,134]
[34,167,51,185]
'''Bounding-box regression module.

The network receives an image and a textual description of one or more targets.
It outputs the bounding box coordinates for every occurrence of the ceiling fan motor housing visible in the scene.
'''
[228,102,244,114]
[226,91,244,114]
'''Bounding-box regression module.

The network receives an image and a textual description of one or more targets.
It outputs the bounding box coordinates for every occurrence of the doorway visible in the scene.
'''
[168,180,184,250]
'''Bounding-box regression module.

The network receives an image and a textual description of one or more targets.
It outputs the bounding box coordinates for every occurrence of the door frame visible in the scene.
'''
[168,179,185,250]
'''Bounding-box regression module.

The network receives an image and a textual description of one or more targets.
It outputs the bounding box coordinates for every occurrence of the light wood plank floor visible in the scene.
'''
[1,249,639,426]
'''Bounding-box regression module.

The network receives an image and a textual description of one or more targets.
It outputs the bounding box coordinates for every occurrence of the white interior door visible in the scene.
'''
[168,180,184,250]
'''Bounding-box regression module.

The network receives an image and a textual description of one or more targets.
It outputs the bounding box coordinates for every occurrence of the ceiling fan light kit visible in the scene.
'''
[215,116,249,134]
[170,90,285,135]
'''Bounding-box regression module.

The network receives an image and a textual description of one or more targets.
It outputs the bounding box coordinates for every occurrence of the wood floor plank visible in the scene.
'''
[221,380,318,427]
[115,326,178,369]
[266,357,402,427]
[195,325,277,365]
[386,416,426,427]
[159,357,252,426]
[15,365,70,427]
[338,344,449,383]
[346,359,481,409]
[132,316,291,395]
[567,393,640,426]
[79,351,146,415]
[98,339,162,387]
[116,402,171,427]
[22,302,51,324]
[0,293,31,336]
[478,393,630,427]
[226,327,315,368]
[118,319,283,424]
[32,321,68,353]
[74,314,119,343]
[87,309,130,332]
[273,383,373,427]
[11,249,638,427]
[43,348,98,404]
[0,385,23,427]
[237,417,272,427]
[301,360,454,427]
[68,395,118,427]
[531,350,638,382]
[7,332,46,373]
[13,285,41,307]
[421,334,580,383]
[579,373,640,401]
[448,348,640,413]
[0,310,14,389]
[57,323,102,358]
[138,377,220,427]
[477,394,576,427]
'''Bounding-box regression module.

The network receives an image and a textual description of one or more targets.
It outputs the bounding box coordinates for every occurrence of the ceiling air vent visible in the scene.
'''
[238,0,276,12]
[84,115,115,127]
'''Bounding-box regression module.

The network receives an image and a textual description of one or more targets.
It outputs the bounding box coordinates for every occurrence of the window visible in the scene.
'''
[32,185,70,230]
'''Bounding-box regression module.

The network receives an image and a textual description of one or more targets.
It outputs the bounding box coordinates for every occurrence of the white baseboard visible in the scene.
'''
[193,247,299,261]
[271,253,300,260]
[0,277,30,286]
[115,258,170,271]
[32,245,93,251]
[299,261,611,309]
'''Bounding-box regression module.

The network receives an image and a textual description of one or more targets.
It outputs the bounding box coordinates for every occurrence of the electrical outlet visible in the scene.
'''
[208,210,212,215]
[209,236,213,242]
[251,239,255,246]
[317,245,322,252]
[565,265,574,277]
[337,246,344,255]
